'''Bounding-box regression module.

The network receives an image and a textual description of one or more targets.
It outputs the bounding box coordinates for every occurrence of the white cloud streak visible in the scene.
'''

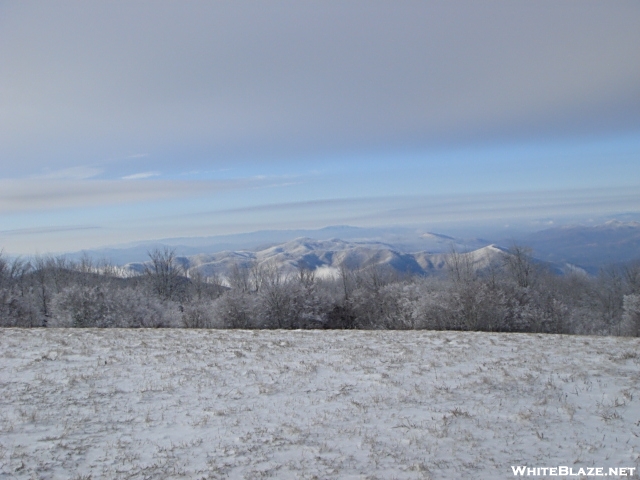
[34,166,104,180]
[0,176,281,214]
[0,225,100,236]
[170,187,640,231]
[122,171,160,180]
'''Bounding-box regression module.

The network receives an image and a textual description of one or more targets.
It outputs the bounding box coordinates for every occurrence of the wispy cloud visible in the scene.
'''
[260,181,304,189]
[122,171,160,180]
[126,153,149,159]
[0,175,297,214]
[0,179,213,213]
[34,166,103,180]
[175,187,640,228]
[0,225,100,236]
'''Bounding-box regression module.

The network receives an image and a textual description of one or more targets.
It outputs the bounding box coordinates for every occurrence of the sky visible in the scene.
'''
[1,1,640,254]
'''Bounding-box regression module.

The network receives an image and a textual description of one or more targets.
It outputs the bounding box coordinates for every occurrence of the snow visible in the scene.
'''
[1,329,639,479]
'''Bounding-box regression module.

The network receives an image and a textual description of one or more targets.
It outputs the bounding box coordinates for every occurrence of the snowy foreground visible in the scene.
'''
[1,329,639,479]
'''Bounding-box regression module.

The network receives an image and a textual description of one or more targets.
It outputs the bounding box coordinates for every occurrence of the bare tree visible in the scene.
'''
[257,262,293,328]
[504,244,537,289]
[596,265,625,334]
[339,262,354,301]
[228,261,251,293]
[624,260,640,295]
[32,255,54,325]
[621,294,640,336]
[213,289,255,328]
[296,260,316,289]
[145,247,186,301]
[446,245,476,286]
[250,259,266,293]
[188,267,206,301]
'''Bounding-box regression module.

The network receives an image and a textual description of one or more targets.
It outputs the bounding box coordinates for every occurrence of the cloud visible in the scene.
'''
[122,171,160,180]
[200,197,371,216]
[0,225,100,236]
[2,3,639,253]
[35,166,103,180]
[1,2,639,175]
[0,175,295,214]
[179,187,640,228]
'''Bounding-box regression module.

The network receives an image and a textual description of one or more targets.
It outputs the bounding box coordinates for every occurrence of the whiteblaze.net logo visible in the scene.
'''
[511,466,637,477]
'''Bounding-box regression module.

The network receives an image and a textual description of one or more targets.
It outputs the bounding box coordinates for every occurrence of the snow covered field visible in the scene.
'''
[1,329,639,479]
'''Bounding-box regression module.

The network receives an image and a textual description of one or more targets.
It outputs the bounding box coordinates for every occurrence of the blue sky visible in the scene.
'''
[1,2,639,254]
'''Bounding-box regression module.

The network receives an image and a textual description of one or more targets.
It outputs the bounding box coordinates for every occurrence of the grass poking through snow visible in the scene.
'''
[1,329,639,478]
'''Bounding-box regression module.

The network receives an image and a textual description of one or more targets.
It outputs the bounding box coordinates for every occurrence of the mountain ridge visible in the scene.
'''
[64,219,640,275]
[124,237,574,281]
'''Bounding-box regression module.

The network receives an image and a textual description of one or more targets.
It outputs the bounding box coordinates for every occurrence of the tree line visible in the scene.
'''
[1,245,639,336]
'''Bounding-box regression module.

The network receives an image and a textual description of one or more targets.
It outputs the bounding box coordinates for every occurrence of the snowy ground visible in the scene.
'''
[1,329,639,479]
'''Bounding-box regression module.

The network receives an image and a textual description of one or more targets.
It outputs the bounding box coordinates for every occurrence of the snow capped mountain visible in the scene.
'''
[73,219,640,278]
[71,225,488,265]
[124,237,532,281]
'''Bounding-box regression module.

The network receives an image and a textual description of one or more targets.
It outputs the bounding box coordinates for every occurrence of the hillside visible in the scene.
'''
[1,329,638,478]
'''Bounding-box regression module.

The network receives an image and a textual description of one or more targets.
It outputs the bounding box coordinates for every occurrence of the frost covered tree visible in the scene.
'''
[503,244,538,289]
[0,253,41,327]
[212,289,256,328]
[51,284,180,328]
[227,262,252,293]
[289,261,328,328]
[50,285,111,328]
[3,239,640,335]
[145,247,187,302]
[256,263,295,328]
[594,265,626,334]
[444,247,497,331]
[181,301,217,328]
[621,294,640,337]
[624,261,640,294]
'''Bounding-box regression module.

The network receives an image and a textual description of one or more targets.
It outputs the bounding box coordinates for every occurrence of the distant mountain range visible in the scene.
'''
[124,238,570,280]
[72,225,489,265]
[516,220,640,273]
[70,220,640,277]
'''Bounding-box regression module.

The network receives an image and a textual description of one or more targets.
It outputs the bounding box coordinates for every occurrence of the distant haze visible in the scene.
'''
[1,2,639,254]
